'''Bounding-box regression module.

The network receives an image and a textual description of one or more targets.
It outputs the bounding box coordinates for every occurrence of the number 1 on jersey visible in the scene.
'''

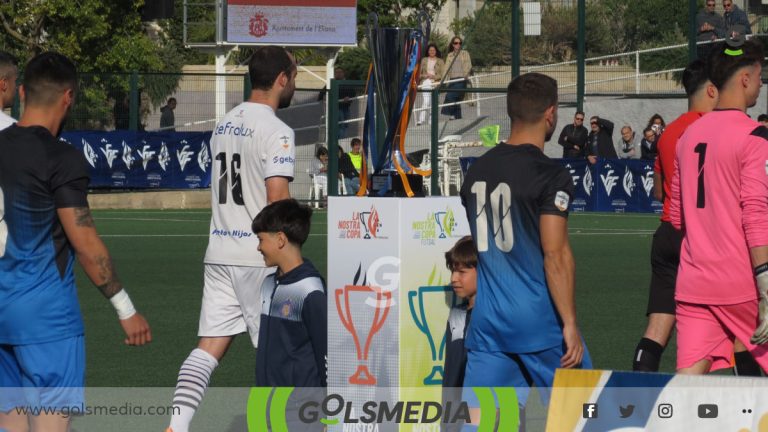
[694,143,707,208]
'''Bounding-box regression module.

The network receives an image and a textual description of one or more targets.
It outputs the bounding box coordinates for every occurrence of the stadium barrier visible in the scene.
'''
[461,157,662,214]
[62,131,212,189]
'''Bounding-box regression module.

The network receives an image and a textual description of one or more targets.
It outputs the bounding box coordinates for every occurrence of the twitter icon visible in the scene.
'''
[619,405,635,418]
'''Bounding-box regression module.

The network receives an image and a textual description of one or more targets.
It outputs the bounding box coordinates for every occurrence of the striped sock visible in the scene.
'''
[169,348,219,432]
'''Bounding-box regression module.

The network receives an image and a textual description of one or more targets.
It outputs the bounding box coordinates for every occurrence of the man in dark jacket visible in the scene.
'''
[723,0,751,36]
[557,111,588,158]
[587,116,617,163]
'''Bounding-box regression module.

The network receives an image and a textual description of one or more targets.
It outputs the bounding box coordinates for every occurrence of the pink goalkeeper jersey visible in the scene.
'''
[670,109,768,305]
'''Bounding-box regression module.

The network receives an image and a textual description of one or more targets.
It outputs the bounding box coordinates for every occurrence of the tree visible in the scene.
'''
[0,0,184,129]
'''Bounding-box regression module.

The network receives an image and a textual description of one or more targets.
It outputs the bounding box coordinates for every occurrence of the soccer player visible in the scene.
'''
[441,236,477,432]
[632,59,719,372]
[0,51,18,130]
[168,46,297,432]
[670,37,768,375]
[460,73,591,421]
[0,52,152,432]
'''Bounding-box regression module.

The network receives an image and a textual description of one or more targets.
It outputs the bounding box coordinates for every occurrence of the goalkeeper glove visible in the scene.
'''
[750,263,768,345]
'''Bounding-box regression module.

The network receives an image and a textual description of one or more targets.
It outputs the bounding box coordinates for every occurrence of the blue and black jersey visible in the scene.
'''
[460,143,573,353]
[0,125,89,345]
[442,304,472,388]
[255,260,327,387]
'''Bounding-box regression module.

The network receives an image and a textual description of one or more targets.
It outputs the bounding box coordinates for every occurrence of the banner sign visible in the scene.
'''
[226,0,358,46]
[547,369,768,431]
[61,131,212,189]
[327,197,470,431]
[461,157,662,213]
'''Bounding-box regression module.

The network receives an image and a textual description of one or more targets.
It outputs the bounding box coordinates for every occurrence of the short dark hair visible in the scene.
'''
[707,39,765,90]
[23,52,78,107]
[506,73,558,124]
[315,145,328,158]
[350,138,361,147]
[445,236,477,271]
[643,127,655,136]
[248,46,295,91]
[168,97,177,104]
[0,51,18,80]
[575,111,585,117]
[758,114,768,122]
[251,199,313,246]
[682,59,710,97]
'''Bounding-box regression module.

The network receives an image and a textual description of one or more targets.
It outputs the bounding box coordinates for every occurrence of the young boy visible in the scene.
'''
[442,235,477,389]
[251,199,327,388]
[442,236,477,432]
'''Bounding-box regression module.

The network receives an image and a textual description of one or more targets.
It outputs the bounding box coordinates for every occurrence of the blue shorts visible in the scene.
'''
[463,340,592,407]
[0,335,85,412]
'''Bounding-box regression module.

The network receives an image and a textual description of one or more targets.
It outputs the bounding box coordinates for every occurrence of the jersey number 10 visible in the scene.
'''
[215,152,244,205]
[470,181,514,252]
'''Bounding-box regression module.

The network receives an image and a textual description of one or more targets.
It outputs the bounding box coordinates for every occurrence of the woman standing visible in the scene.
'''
[417,43,445,126]
[441,36,472,120]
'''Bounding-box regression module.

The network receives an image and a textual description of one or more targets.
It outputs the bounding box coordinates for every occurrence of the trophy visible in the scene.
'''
[359,12,432,196]
[336,285,393,385]
[408,286,455,385]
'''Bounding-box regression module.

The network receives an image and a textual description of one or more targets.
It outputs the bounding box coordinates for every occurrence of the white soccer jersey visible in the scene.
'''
[204,102,295,266]
[0,111,16,130]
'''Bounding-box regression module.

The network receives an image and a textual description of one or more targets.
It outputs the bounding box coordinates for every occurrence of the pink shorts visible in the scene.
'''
[676,300,768,371]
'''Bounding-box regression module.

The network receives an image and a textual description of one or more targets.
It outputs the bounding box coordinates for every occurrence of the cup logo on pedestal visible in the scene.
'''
[335,264,392,385]
[359,206,381,239]
[434,207,456,239]
[408,285,454,385]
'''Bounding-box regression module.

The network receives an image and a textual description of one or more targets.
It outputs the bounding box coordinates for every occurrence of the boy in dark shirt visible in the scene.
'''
[442,236,477,432]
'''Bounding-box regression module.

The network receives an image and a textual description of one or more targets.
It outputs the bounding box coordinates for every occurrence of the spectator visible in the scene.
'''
[160,97,177,132]
[723,0,751,36]
[758,114,768,127]
[646,113,666,138]
[441,36,472,120]
[338,146,360,195]
[640,127,658,161]
[587,116,617,163]
[417,43,445,126]
[696,0,725,60]
[319,67,356,138]
[557,111,588,159]
[0,51,18,130]
[617,125,641,159]
[310,146,329,204]
[113,94,129,130]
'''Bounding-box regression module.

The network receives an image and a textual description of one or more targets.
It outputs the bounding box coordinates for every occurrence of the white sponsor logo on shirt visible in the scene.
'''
[554,191,570,212]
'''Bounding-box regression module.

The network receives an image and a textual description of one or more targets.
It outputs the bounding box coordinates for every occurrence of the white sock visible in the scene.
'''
[169,348,219,432]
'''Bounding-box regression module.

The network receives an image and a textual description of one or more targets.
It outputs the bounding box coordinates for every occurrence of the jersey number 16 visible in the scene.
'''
[215,152,244,205]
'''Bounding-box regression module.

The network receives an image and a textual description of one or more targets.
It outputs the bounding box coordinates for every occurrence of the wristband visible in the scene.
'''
[109,290,137,320]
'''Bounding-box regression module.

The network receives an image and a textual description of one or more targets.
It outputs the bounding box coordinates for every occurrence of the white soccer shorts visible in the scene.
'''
[198,264,273,348]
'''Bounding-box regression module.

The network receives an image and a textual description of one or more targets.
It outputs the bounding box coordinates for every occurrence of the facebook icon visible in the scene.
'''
[583,403,598,419]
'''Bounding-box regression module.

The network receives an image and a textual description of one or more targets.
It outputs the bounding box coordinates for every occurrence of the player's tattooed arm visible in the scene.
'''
[57,206,123,298]
[74,207,95,227]
[95,254,123,298]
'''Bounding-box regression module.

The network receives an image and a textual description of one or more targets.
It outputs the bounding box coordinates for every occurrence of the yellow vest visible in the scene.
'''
[349,152,362,171]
